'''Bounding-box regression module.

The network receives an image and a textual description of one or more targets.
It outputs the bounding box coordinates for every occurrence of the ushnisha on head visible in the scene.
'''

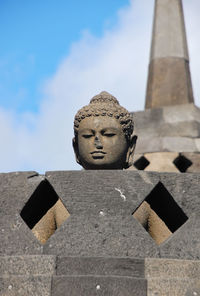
[73,91,137,170]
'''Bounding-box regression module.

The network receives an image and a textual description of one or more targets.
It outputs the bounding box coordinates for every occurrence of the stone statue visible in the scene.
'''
[32,91,137,244]
[31,91,169,245]
[73,91,137,170]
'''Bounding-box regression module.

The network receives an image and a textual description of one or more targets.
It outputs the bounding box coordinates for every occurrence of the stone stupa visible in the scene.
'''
[132,0,200,173]
[0,1,200,295]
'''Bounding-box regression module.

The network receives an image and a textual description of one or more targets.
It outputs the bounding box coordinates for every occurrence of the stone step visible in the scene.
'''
[52,275,147,296]
[0,276,52,296]
[56,257,144,278]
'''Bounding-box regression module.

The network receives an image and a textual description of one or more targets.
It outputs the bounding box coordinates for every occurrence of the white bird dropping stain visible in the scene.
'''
[115,188,126,201]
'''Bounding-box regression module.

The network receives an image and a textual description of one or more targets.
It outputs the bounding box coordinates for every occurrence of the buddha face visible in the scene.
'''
[74,116,129,169]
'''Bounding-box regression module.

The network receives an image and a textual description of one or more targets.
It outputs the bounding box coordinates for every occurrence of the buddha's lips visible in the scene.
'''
[90,151,106,154]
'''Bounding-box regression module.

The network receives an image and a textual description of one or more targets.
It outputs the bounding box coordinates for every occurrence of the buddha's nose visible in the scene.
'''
[94,136,103,149]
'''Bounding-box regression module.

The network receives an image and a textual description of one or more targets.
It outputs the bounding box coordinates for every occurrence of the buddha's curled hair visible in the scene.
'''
[74,91,134,140]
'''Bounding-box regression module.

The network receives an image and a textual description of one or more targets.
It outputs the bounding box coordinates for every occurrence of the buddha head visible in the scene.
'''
[73,91,137,169]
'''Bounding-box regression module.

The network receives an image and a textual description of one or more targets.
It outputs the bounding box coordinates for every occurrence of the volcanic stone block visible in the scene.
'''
[136,137,198,154]
[159,214,200,260]
[0,172,44,255]
[52,276,147,296]
[0,255,56,276]
[159,172,200,217]
[162,137,197,152]
[43,215,159,258]
[0,276,52,296]
[195,139,200,151]
[146,258,200,295]
[180,152,200,173]
[150,0,189,60]
[145,58,194,109]
[145,0,194,109]
[163,104,200,124]
[56,257,144,278]
[147,278,200,296]
[43,171,160,258]
[133,108,164,136]
[135,137,162,154]
[144,152,179,172]
[133,106,200,139]
[145,258,200,279]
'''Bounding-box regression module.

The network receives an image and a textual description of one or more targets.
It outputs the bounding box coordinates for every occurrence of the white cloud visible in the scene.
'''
[0,0,200,173]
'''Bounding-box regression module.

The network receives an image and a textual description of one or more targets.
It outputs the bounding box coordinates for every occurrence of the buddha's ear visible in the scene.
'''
[72,137,82,165]
[125,134,137,168]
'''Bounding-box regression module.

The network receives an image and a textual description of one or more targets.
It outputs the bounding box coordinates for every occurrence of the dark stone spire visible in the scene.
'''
[145,0,194,109]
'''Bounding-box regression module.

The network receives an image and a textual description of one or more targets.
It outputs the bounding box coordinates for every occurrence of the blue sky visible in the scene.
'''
[0,0,130,113]
[0,0,200,173]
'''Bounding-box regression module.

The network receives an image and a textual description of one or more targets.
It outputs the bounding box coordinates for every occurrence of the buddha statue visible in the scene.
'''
[31,91,171,245]
[73,91,137,170]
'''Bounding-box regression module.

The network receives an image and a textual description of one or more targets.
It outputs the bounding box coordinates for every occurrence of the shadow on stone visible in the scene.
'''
[173,154,192,172]
[20,180,59,229]
[134,156,150,170]
[133,182,188,245]
[20,179,70,244]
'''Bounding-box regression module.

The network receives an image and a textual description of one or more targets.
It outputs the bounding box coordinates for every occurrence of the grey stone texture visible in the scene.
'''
[0,255,55,276]
[0,255,55,296]
[1,170,200,294]
[1,170,200,259]
[0,172,44,255]
[133,104,200,140]
[150,0,188,60]
[132,104,200,173]
[145,0,194,108]
[56,257,144,277]
[51,276,147,296]
[43,170,160,258]
[145,58,194,109]
[131,104,200,172]
[0,275,52,296]
[146,258,200,296]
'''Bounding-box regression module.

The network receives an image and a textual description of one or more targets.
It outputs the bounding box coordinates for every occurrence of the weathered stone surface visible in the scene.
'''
[0,255,55,276]
[162,137,197,152]
[150,0,189,60]
[181,152,200,173]
[145,258,200,279]
[195,138,200,151]
[43,171,160,257]
[145,0,193,109]
[0,172,44,255]
[0,276,52,296]
[52,276,147,296]
[162,103,200,124]
[146,258,200,295]
[43,214,159,258]
[133,105,200,139]
[159,215,200,260]
[158,172,200,217]
[135,137,162,154]
[144,152,179,172]
[56,257,144,277]
[135,137,198,154]
[1,170,200,259]
[145,58,194,109]
[148,278,200,296]
[133,108,164,136]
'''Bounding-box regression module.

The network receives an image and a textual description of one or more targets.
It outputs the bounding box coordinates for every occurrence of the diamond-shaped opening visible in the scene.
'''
[173,154,192,172]
[134,156,150,170]
[133,182,188,245]
[20,179,70,244]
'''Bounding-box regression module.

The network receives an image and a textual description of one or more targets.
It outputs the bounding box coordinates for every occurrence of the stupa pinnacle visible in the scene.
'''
[145,0,194,109]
